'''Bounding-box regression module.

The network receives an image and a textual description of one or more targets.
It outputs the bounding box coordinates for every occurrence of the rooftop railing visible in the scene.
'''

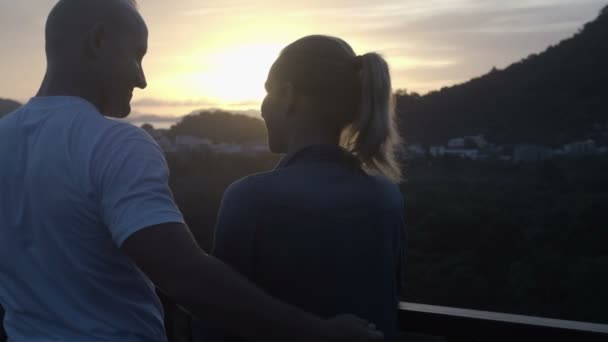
[397,301,608,341]
[2,302,608,341]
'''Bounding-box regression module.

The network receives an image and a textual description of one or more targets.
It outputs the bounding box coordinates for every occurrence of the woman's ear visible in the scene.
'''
[284,82,296,116]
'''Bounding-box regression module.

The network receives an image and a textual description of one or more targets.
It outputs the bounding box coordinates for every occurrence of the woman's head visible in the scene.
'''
[261,35,359,155]
[261,35,402,182]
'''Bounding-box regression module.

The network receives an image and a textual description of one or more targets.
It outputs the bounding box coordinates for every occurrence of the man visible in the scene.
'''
[0,0,384,341]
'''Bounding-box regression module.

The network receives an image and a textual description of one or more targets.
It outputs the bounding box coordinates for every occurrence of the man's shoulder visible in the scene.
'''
[65,105,150,144]
[96,119,151,142]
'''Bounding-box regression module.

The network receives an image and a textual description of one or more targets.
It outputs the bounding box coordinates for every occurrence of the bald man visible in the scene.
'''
[0,0,384,341]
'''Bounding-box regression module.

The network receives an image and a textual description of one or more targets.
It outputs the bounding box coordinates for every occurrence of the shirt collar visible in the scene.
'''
[27,96,100,113]
[275,144,360,170]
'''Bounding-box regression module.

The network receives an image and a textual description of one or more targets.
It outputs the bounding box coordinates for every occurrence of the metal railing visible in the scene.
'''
[398,302,608,341]
[2,302,608,341]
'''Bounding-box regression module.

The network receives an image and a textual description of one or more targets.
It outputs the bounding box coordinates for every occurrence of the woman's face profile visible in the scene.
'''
[261,77,291,154]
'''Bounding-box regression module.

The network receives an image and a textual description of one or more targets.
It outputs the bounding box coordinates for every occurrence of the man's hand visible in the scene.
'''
[321,315,384,342]
[124,224,384,342]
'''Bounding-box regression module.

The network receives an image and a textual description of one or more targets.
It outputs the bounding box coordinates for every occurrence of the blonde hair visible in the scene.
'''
[270,35,403,183]
[341,52,402,183]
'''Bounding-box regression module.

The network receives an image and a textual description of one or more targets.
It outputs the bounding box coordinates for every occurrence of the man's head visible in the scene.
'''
[44,0,147,118]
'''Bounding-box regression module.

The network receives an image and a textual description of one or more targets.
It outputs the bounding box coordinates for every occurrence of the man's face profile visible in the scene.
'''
[93,7,148,118]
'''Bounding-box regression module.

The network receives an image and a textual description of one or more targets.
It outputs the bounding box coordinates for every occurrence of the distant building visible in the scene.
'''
[514,145,553,162]
[429,145,446,158]
[597,146,608,155]
[562,139,596,156]
[465,134,488,149]
[175,135,213,150]
[430,144,478,160]
[406,144,426,159]
[155,135,176,153]
[142,126,177,153]
[243,143,269,155]
[447,138,465,148]
[444,148,479,160]
[213,142,243,154]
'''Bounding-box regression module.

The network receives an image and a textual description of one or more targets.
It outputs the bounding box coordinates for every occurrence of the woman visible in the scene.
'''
[212,35,406,341]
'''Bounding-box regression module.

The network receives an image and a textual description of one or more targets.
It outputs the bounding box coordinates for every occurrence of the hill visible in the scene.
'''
[167,110,267,144]
[397,5,608,146]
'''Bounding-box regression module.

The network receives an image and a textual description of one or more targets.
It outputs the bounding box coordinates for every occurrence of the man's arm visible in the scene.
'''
[122,223,383,342]
[212,179,256,276]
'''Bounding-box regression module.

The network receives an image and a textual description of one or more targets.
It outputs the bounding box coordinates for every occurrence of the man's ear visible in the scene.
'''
[85,23,106,60]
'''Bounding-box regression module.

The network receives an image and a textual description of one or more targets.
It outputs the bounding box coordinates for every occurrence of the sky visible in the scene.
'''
[1,0,606,125]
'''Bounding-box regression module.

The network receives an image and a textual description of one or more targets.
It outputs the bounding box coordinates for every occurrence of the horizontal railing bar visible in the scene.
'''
[399,302,608,334]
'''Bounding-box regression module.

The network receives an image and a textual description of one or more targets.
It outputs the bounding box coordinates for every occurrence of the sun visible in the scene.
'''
[199,44,282,103]
[154,44,283,109]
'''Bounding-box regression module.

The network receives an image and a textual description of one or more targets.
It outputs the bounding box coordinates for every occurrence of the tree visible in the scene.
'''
[141,123,155,131]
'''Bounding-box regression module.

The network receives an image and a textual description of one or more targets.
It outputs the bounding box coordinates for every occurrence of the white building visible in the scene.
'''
[444,148,479,160]
[243,143,269,155]
[141,127,177,153]
[563,140,596,155]
[213,142,244,154]
[406,144,426,159]
[175,135,213,150]
[429,145,446,158]
[514,145,553,162]
[466,134,488,148]
[597,146,608,155]
[430,145,479,160]
[155,135,176,153]
[447,137,465,148]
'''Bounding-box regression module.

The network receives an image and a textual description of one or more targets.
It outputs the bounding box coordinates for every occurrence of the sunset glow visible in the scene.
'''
[154,44,282,106]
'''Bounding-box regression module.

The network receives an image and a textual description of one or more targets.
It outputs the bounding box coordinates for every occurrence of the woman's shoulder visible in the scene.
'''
[223,170,279,200]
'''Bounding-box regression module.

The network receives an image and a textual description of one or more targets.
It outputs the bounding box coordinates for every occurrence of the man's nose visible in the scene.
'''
[136,66,147,89]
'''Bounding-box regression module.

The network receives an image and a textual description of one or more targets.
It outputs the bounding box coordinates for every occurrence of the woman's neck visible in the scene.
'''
[286,120,341,155]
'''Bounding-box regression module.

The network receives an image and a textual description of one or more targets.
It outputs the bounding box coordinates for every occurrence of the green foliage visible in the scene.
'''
[167,110,267,144]
[168,148,608,324]
[400,157,608,323]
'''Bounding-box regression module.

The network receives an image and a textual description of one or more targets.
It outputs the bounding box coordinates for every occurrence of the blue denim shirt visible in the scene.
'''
[201,145,405,341]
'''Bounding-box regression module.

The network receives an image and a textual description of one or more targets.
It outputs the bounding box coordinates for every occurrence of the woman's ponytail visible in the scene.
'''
[342,52,403,183]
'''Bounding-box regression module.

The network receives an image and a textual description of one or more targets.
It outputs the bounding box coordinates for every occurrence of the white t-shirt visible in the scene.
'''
[0,96,185,341]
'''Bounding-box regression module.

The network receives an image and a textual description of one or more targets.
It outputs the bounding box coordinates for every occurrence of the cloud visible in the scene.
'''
[344,0,606,93]
[126,112,182,123]
[185,108,262,117]
[230,100,262,107]
[179,3,260,16]
[131,98,219,107]
[131,98,262,111]
[2,0,606,100]
[389,57,458,71]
